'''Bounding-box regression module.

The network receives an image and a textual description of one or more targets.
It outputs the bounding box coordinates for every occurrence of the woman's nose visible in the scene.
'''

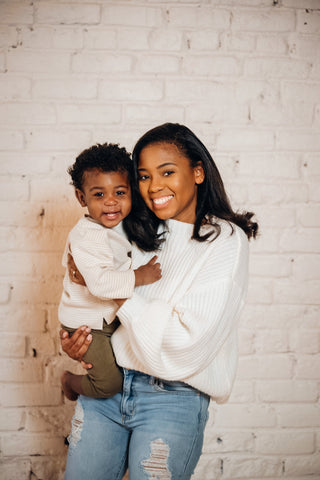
[148,177,163,192]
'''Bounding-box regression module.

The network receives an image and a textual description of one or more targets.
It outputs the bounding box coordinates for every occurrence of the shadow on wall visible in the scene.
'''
[4,198,84,478]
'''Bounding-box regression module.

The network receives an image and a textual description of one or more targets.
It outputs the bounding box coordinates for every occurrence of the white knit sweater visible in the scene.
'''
[112,218,249,402]
[59,216,135,330]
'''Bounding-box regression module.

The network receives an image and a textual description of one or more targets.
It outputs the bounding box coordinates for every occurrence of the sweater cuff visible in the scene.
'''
[117,293,146,327]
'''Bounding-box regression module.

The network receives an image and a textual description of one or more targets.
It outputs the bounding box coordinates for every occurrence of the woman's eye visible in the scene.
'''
[138,175,149,181]
[163,170,174,176]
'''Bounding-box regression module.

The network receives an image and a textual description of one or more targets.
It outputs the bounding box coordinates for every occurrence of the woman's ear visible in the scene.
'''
[194,164,205,185]
[75,188,87,207]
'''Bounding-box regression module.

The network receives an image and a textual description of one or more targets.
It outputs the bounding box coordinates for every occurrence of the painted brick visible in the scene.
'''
[295,354,320,379]
[7,51,71,73]
[140,54,180,73]
[245,57,311,79]
[0,76,31,100]
[233,9,296,32]
[25,128,92,151]
[21,25,83,49]
[102,5,162,27]
[297,10,320,34]
[0,459,31,480]
[183,55,240,76]
[276,404,320,427]
[0,407,24,431]
[256,431,315,455]
[166,7,230,28]
[203,430,255,453]
[221,32,255,52]
[280,229,320,253]
[117,29,149,50]
[215,404,277,428]
[35,2,100,25]
[125,105,184,125]
[149,28,183,51]
[0,178,29,201]
[0,333,26,358]
[256,380,318,403]
[0,383,62,407]
[223,456,283,477]
[289,328,320,354]
[3,433,65,456]
[72,52,133,73]
[284,455,320,477]
[84,27,116,49]
[0,2,33,25]
[292,255,320,281]
[1,153,52,175]
[0,25,18,47]
[0,103,56,125]
[57,104,122,125]
[99,79,163,101]
[249,254,292,278]
[0,358,44,383]
[237,355,293,380]
[33,79,98,99]
[0,130,24,150]
[273,280,320,305]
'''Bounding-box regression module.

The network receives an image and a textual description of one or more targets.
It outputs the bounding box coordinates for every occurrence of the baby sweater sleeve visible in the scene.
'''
[70,225,135,301]
[114,226,249,381]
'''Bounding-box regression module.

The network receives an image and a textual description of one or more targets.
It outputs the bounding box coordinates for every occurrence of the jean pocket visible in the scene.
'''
[152,378,200,396]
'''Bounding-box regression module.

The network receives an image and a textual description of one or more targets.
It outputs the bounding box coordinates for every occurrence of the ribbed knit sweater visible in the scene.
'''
[112,218,249,403]
[59,216,135,330]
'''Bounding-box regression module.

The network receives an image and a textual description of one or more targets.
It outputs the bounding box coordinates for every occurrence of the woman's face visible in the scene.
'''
[137,142,204,224]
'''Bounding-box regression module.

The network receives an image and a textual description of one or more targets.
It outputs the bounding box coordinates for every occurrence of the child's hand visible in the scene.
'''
[134,255,162,286]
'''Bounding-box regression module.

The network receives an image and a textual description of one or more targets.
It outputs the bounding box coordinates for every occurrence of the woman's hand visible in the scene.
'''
[67,252,86,286]
[60,326,92,369]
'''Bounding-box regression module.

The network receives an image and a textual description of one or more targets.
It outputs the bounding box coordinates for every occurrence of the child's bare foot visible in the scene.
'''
[61,371,79,401]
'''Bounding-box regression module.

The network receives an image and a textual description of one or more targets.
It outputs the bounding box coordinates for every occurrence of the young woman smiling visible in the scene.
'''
[60,123,258,480]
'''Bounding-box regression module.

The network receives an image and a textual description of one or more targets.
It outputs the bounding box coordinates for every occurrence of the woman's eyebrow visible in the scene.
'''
[138,162,176,171]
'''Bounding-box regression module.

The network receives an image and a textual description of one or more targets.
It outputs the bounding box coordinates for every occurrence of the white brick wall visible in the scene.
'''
[0,1,319,479]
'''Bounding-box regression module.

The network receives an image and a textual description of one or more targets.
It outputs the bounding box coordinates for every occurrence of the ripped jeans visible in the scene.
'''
[64,369,210,480]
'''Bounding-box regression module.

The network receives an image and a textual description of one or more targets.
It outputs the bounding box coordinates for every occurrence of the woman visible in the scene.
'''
[61,123,258,480]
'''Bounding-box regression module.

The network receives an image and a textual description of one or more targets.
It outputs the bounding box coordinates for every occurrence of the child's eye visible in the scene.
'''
[94,192,104,197]
[116,190,125,196]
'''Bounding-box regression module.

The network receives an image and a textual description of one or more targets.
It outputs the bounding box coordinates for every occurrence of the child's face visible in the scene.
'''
[76,169,131,228]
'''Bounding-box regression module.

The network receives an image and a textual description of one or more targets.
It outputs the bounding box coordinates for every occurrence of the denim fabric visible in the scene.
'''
[65,369,210,480]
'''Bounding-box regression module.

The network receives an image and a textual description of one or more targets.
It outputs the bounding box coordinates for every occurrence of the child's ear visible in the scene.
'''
[194,164,205,185]
[75,188,87,207]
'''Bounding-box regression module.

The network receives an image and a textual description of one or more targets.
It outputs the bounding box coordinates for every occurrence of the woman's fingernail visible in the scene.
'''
[87,334,92,342]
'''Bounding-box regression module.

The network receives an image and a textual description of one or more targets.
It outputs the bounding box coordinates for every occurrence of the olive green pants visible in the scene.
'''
[62,319,123,398]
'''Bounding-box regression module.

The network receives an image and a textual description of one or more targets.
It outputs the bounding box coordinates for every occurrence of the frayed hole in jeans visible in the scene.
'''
[68,401,84,448]
[142,438,171,479]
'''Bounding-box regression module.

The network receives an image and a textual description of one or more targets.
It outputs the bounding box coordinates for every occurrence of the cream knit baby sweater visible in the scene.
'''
[59,216,135,330]
[112,218,249,403]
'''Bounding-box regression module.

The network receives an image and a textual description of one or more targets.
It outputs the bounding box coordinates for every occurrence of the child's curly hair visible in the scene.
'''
[68,143,132,191]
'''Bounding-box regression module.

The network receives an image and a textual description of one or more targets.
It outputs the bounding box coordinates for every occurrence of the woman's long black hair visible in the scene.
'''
[124,123,258,251]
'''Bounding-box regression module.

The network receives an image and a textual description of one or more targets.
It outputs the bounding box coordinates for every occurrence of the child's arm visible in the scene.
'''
[134,256,162,286]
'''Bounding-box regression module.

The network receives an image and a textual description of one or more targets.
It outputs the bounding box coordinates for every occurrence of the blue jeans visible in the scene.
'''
[65,369,210,480]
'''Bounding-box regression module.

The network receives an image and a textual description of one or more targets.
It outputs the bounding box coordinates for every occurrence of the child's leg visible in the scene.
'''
[61,370,84,401]
[80,320,123,398]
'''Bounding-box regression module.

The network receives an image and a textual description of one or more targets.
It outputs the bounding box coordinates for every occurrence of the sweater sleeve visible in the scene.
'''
[70,227,135,301]
[115,229,248,380]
